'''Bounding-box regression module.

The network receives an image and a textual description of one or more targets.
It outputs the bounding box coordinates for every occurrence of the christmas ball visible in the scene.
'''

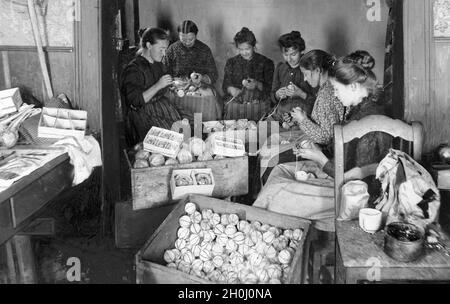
[163,250,176,264]
[191,259,204,272]
[233,232,245,245]
[263,231,276,244]
[189,233,201,246]
[177,227,190,240]
[200,219,211,231]
[220,214,230,226]
[225,224,237,236]
[203,260,215,274]
[283,229,294,239]
[238,220,251,234]
[293,229,303,241]
[278,249,292,265]
[192,245,202,257]
[216,234,229,247]
[175,238,187,250]
[212,255,224,268]
[199,249,212,262]
[210,213,221,226]
[226,239,238,252]
[183,251,195,264]
[250,230,263,244]
[179,215,191,228]
[184,202,197,215]
[201,209,213,220]
[190,223,202,235]
[214,224,225,235]
[191,211,202,224]
[228,214,239,226]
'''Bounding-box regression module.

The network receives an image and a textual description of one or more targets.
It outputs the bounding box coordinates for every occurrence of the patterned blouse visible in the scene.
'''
[297,81,345,145]
[164,39,218,84]
[222,53,274,99]
[271,62,316,109]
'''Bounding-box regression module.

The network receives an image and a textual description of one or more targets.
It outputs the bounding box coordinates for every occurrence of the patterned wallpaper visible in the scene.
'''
[0,0,74,47]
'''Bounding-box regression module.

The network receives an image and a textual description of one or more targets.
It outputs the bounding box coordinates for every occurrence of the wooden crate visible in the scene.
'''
[125,151,249,210]
[135,195,311,284]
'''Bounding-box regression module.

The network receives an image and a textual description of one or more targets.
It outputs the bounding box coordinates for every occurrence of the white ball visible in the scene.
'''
[201,209,213,220]
[256,268,269,283]
[229,252,244,265]
[293,229,303,241]
[278,249,292,265]
[212,243,224,256]
[220,214,230,226]
[203,230,215,243]
[180,247,189,256]
[283,229,294,239]
[191,211,202,224]
[260,224,271,232]
[200,219,211,231]
[208,270,221,282]
[238,244,251,257]
[228,214,240,226]
[177,227,190,240]
[250,230,263,244]
[199,249,212,262]
[255,241,269,255]
[179,215,191,228]
[192,244,202,257]
[192,259,204,272]
[216,234,229,247]
[244,273,259,284]
[167,262,178,269]
[251,221,262,231]
[210,213,221,226]
[238,220,251,234]
[212,255,224,268]
[189,233,201,246]
[190,223,202,235]
[184,202,197,215]
[225,224,237,237]
[266,246,278,260]
[213,224,225,235]
[172,249,181,260]
[175,238,187,250]
[178,261,191,273]
[249,253,263,266]
[263,231,276,244]
[233,232,245,245]
[183,251,195,264]
[269,227,281,237]
[267,264,282,279]
[163,250,176,264]
[244,236,255,247]
[273,236,289,251]
[201,241,213,252]
[226,239,238,252]
[203,260,215,274]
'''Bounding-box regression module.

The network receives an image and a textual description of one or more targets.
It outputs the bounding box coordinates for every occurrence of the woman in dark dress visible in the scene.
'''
[269,31,317,126]
[120,28,188,147]
[222,27,274,120]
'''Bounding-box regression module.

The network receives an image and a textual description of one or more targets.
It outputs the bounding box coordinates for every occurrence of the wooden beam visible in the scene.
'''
[1,51,11,89]
[18,218,55,236]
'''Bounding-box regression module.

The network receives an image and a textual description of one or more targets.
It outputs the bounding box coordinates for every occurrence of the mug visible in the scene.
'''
[359,208,382,234]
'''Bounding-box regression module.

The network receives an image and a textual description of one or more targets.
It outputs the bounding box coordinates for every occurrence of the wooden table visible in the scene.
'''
[0,150,73,283]
[335,221,450,283]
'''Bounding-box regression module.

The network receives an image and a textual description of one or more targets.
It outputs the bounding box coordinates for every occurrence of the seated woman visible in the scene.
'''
[259,50,341,185]
[223,27,274,121]
[268,31,317,127]
[164,20,221,120]
[253,57,392,232]
[120,28,190,147]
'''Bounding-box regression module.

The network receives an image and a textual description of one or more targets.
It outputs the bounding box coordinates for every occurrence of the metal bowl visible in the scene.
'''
[384,222,425,262]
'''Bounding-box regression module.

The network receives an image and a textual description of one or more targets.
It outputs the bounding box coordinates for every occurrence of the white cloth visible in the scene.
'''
[52,135,102,185]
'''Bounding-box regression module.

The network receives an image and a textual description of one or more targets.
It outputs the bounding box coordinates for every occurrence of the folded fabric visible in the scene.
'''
[52,135,102,186]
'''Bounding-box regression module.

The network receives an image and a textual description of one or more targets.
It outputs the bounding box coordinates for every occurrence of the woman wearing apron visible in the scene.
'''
[120,28,190,147]
[254,57,391,232]
[164,20,221,121]
[222,27,274,121]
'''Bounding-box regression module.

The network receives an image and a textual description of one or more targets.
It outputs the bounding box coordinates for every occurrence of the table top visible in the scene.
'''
[336,220,450,268]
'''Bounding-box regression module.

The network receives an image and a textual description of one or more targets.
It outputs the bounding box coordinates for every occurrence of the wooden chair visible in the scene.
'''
[332,115,450,283]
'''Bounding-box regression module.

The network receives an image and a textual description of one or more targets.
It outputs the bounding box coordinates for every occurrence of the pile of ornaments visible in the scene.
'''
[163,202,304,284]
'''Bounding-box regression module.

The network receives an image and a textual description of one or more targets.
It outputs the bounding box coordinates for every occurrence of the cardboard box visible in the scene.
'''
[38,107,87,139]
[143,127,184,158]
[211,135,246,157]
[124,150,249,210]
[135,195,311,284]
[170,168,215,200]
[0,88,23,117]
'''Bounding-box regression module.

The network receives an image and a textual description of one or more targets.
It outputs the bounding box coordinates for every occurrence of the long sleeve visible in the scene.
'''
[270,63,283,105]
[163,47,174,77]
[203,47,218,84]
[298,86,344,145]
[262,59,275,98]
[222,58,234,94]
[121,65,146,109]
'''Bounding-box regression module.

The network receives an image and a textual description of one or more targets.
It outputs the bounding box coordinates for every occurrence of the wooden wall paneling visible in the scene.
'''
[100,0,121,236]
[1,51,11,89]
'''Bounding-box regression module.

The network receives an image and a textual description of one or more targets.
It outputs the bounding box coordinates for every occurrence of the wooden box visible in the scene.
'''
[143,127,184,158]
[125,151,249,210]
[0,88,23,117]
[170,168,215,200]
[38,107,87,139]
[135,195,311,284]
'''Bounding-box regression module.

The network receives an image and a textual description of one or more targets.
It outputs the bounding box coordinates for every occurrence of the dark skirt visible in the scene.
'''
[125,96,183,147]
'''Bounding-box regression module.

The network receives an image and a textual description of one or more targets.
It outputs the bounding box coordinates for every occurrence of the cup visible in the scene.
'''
[359,208,382,234]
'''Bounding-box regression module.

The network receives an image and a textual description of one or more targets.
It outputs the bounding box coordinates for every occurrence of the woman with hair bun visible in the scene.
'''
[269,31,317,127]
[120,28,190,147]
[255,57,391,232]
[222,27,274,120]
[346,50,375,70]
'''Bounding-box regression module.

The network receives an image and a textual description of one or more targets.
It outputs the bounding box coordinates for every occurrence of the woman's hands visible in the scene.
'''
[156,75,173,90]
[293,140,329,167]
[242,78,262,91]
[228,86,242,97]
[276,87,288,100]
[290,107,308,123]
[286,83,307,99]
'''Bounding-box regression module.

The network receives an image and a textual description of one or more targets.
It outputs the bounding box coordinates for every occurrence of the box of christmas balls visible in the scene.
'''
[136,195,311,284]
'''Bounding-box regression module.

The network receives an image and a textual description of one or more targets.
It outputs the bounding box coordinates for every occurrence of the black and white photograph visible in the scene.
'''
[0,0,450,289]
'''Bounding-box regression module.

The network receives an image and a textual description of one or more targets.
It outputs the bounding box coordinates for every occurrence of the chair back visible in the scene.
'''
[333,114,423,215]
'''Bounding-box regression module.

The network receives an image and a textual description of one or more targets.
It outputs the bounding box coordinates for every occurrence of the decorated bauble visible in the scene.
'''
[189,233,201,246]
[292,229,303,241]
[203,260,215,274]
[228,214,239,226]
[226,239,238,252]
[179,215,191,228]
[200,219,211,231]
[216,234,229,247]
[192,244,202,257]
[182,251,195,264]
[201,209,213,220]
[178,261,191,274]
[238,220,251,234]
[229,252,244,265]
[175,238,187,250]
[225,225,237,237]
[283,229,294,240]
[210,213,221,226]
[278,249,292,265]
[177,227,190,240]
[244,236,255,247]
[163,250,177,264]
[255,241,269,255]
[269,227,281,237]
[251,221,262,231]
[212,243,224,256]
[199,248,212,262]
[266,246,278,260]
[208,270,221,282]
[263,231,276,244]
[212,255,224,268]
[177,89,185,98]
[203,230,215,243]
[249,253,263,266]
[201,242,213,252]
[250,230,263,244]
[266,264,283,279]
[227,271,239,284]
[220,214,230,226]
[184,203,197,215]
[167,262,177,269]
[213,224,225,235]
[233,232,245,245]
[191,211,202,224]
[243,272,259,284]
[191,259,204,272]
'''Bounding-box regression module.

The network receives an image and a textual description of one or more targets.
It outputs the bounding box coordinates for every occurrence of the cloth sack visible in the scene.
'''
[374,149,440,230]
[337,180,369,221]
